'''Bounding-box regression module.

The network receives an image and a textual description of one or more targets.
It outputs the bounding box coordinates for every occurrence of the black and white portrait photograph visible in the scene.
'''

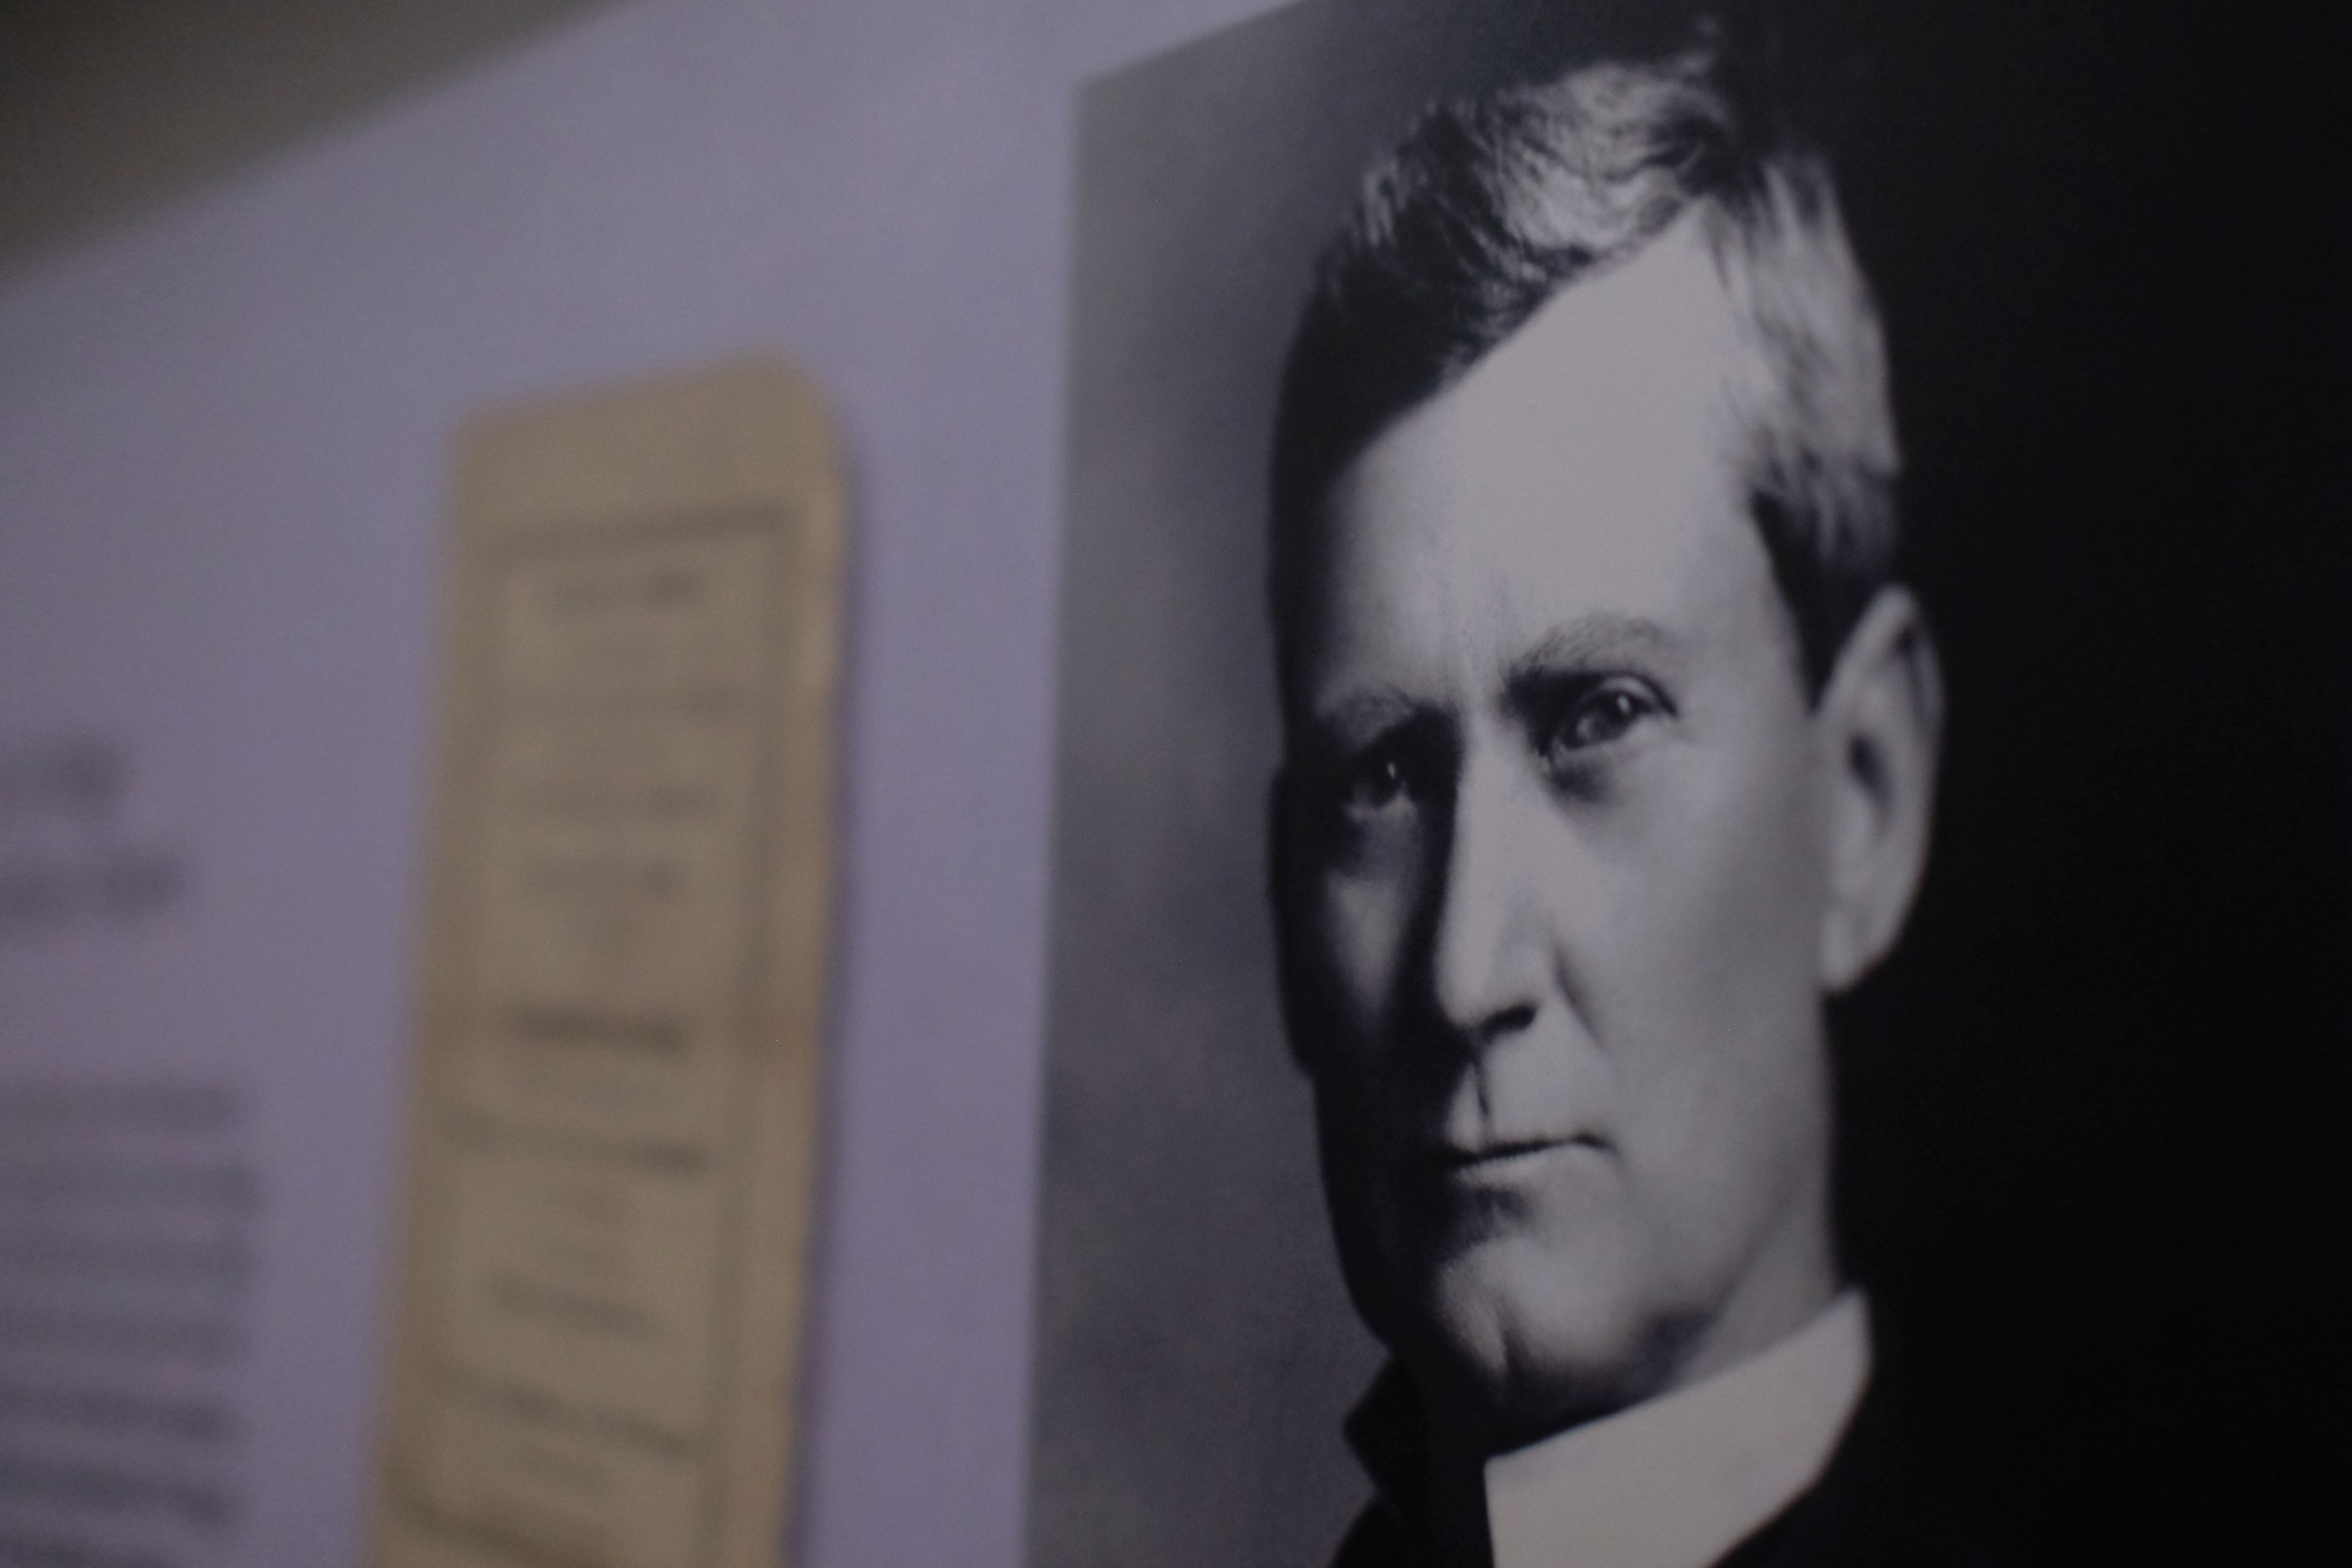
[1023,2,2348,1566]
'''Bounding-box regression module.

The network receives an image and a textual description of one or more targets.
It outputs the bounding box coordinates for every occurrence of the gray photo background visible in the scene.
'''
[1027,3,1713,1564]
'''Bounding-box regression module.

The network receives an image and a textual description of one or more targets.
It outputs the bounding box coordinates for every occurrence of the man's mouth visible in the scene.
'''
[1423,1133,1603,1173]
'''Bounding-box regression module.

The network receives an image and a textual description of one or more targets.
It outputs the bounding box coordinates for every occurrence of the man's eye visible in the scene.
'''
[1541,682,1660,763]
[1336,746,1430,824]
[1340,754,1409,815]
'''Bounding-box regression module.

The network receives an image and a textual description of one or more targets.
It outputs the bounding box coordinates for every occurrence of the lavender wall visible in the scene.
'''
[0,1,1280,1562]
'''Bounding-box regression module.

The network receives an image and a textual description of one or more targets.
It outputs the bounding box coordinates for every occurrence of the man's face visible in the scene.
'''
[1277,217,1845,1445]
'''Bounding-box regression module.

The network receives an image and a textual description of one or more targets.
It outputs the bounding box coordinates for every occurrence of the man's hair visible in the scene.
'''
[1269,42,1899,693]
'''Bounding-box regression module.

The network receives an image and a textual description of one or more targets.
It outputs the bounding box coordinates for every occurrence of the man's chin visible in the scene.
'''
[1400,1251,1697,1452]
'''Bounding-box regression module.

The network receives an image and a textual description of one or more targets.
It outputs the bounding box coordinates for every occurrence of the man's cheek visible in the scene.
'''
[1322,872,1411,1039]
[1630,745,1816,960]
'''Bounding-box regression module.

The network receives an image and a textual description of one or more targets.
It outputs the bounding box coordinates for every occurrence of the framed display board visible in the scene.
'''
[1024,4,2348,1567]
[372,360,844,1568]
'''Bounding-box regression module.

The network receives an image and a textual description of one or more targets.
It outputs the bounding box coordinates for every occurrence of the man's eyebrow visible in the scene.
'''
[1505,616,1679,688]
[1496,616,1684,719]
[1307,686,1426,742]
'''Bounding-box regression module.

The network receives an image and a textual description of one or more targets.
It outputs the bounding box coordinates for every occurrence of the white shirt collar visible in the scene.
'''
[1483,1292,1873,1568]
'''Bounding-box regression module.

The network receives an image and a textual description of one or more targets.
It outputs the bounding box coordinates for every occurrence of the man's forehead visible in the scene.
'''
[1333,213,1741,505]
[1294,216,1761,673]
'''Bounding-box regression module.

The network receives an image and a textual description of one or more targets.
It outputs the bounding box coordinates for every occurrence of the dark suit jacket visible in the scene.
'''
[1331,1351,2003,1568]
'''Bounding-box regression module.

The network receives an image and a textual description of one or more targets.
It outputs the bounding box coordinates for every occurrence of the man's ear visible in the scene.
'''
[1815,584,1944,994]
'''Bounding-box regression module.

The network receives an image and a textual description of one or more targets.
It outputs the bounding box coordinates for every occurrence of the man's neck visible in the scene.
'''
[1471,1294,1873,1568]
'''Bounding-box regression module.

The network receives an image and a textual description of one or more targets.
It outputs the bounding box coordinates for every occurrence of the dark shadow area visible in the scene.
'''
[1811,2,2352,1563]
[0,0,614,266]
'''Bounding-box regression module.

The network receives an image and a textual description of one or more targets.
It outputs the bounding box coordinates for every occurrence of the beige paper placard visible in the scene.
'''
[373,359,843,1568]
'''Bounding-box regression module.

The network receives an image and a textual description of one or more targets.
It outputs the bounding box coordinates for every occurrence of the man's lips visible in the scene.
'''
[1420,1133,1604,1172]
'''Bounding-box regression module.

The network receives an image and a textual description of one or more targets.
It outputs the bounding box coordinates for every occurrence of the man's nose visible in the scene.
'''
[1427,750,1543,1049]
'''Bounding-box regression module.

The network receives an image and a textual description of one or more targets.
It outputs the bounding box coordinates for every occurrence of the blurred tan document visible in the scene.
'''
[374,361,843,1568]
